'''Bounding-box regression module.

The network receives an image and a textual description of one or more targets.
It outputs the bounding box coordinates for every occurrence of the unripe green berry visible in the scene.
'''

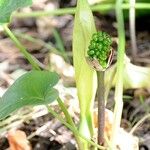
[99,54,107,61]
[98,36,103,42]
[100,61,107,68]
[96,51,100,57]
[87,31,112,69]
[103,40,109,46]
[97,44,102,50]
[88,50,94,56]
[94,49,98,52]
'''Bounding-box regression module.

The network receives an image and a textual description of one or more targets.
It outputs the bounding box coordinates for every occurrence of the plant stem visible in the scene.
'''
[129,0,137,60]
[110,0,125,148]
[92,3,150,10]
[52,29,70,63]
[97,71,105,145]
[13,3,150,18]
[57,98,83,150]
[46,105,105,150]
[3,24,41,70]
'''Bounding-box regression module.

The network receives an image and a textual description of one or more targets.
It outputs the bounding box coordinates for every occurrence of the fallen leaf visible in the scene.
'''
[7,130,31,150]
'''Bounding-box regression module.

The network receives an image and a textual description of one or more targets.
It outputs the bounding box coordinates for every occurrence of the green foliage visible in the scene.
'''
[0,0,32,24]
[73,0,97,142]
[88,32,112,69]
[0,71,59,120]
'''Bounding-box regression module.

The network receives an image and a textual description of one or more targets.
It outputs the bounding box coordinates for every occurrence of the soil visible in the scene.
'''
[0,0,150,150]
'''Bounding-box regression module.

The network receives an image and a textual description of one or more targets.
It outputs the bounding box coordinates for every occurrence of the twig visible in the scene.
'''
[3,25,41,70]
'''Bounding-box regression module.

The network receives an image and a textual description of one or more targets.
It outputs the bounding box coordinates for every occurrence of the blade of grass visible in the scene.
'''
[110,0,125,148]
[130,113,150,134]
[13,3,150,18]
[52,29,70,63]
[52,29,65,53]
[57,98,76,128]
[57,98,84,150]
[3,24,40,70]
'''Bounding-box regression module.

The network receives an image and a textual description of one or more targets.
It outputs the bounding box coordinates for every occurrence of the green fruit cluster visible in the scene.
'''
[87,32,112,68]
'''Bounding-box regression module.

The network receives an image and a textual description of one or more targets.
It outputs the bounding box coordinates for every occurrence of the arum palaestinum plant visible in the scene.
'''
[87,31,113,145]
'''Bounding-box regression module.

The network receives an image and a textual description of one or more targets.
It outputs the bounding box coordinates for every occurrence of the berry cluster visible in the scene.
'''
[87,32,112,69]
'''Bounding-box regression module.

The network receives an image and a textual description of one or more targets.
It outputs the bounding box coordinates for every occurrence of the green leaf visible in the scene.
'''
[73,0,97,139]
[0,0,32,24]
[0,71,59,120]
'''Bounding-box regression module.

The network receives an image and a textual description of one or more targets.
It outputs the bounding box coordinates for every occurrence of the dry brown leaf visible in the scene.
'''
[7,130,31,150]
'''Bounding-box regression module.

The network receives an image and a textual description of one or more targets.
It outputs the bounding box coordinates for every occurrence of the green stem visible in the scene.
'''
[13,3,150,18]
[57,98,83,150]
[110,0,125,148]
[3,24,40,70]
[97,71,105,145]
[57,98,76,128]
[46,105,105,150]
[92,3,150,10]
[52,29,70,63]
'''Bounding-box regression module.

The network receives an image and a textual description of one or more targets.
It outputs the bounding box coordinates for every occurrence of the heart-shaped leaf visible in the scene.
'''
[0,0,32,24]
[0,71,59,120]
